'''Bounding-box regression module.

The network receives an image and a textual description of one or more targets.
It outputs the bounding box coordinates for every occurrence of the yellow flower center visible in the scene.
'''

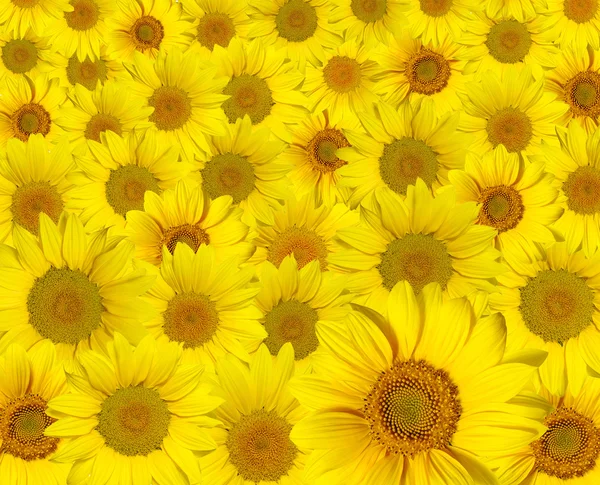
[11,103,51,142]
[419,0,453,17]
[65,0,100,31]
[267,226,328,270]
[201,153,256,204]
[364,360,461,457]
[564,0,598,23]
[323,56,362,93]
[486,20,532,64]
[478,185,524,232]
[66,54,108,90]
[276,0,318,42]
[306,128,349,173]
[351,0,387,22]
[486,107,533,153]
[563,166,600,214]
[564,72,600,118]
[222,74,274,125]
[1,39,38,74]
[162,293,219,348]
[11,181,64,235]
[406,49,451,95]
[131,16,164,50]
[197,12,236,50]
[162,223,211,256]
[84,113,122,142]
[105,165,161,217]
[149,86,192,132]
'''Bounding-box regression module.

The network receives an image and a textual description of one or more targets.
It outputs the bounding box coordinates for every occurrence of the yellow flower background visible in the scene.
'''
[1,0,600,484]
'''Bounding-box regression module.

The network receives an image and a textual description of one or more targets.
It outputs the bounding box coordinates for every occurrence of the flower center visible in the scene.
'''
[12,0,40,7]
[520,269,595,344]
[27,267,103,344]
[306,128,349,173]
[486,107,533,153]
[564,0,598,23]
[66,54,108,90]
[11,181,64,235]
[564,71,600,118]
[486,20,532,64]
[97,386,170,456]
[0,394,59,461]
[226,409,298,482]
[161,224,210,255]
[201,153,256,204]
[406,49,451,95]
[351,0,387,22]
[263,299,319,360]
[1,39,38,74]
[11,103,51,142]
[131,16,164,50]
[197,12,236,50]
[563,166,600,214]
[163,293,219,348]
[105,165,161,217]
[65,0,100,31]
[364,360,461,457]
[378,234,453,293]
[267,226,328,270]
[419,0,453,17]
[275,0,318,42]
[149,86,192,131]
[323,56,362,94]
[532,407,600,479]
[478,185,524,232]
[84,113,122,142]
[222,74,274,125]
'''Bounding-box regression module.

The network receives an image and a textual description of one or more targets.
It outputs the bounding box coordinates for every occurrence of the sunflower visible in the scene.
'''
[45,0,114,61]
[459,66,568,157]
[141,243,266,368]
[247,0,342,71]
[281,109,359,207]
[485,0,540,23]
[541,0,600,50]
[124,48,229,161]
[0,343,70,485]
[0,134,75,244]
[373,31,468,114]
[200,343,310,485]
[489,242,600,398]
[195,115,289,226]
[62,47,126,92]
[67,129,189,231]
[289,281,547,485]
[45,333,223,485]
[328,180,504,316]
[0,74,67,148]
[126,179,251,267]
[248,193,358,271]
[106,0,193,63]
[56,81,153,154]
[302,40,380,126]
[336,99,468,209]
[0,0,71,38]
[211,38,308,143]
[449,145,563,272]
[0,212,155,362]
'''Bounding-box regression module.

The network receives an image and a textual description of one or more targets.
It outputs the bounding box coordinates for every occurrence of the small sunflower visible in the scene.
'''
[212,38,308,143]
[0,343,69,484]
[195,115,289,226]
[289,281,547,485]
[337,99,468,209]
[106,0,193,63]
[459,66,568,157]
[62,47,125,92]
[126,180,251,267]
[542,0,600,50]
[45,333,222,485]
[200,344,310,485]
[67,129,189,231]
[328,180,504,316]
[124,48,229,161]
[0,0,72,37]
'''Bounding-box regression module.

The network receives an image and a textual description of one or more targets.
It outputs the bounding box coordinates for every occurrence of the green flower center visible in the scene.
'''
[2,39,38,74]
[306,128,349,173]
[565,72,600,118]
[478,185,525,232]
[222,74,274,125]
[201,153,256,204]
[406,49,452,95]
[149,86,192,131]
[11,103,51,142]
[276,0,318,42]
[131,16,164,50]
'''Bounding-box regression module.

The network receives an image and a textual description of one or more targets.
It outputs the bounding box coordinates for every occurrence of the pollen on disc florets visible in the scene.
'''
[563,166,600,215]
[66,55,108,90]
[363,359,462,457]
[131,16,164,50]
[162,292,219,348]
[563,0,598,24]
[11,181,64,235]
[65,0,100,31]
[323,56,362,93]
[306,128,349,173]
[275,0,318,43]
[149,86,192,131]
[267,226,329,270]
[161,224,210,256]
[105,164,161,216]
[419,0,453,17]
[486,20,532,64]
[197,12,236,50]
[84,113,122,142]
[486,107,533,153]
[2,39,38,74]
[11,103,51,142]
[406,49,451,95]
[564,71,600,118]
[201,153,256,204]
[351,0,387,22]
[222,74,274,125]
[478,185,525,232]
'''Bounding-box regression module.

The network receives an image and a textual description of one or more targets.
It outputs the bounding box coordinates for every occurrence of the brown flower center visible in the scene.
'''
[162,223,210,255]
[563,166,600,214]
[486,107,533,153]
[323,56,362,93]
[419,0,453,17]
[306,128,349,173]
[564,71,600,119]
[197,12,236,50]
[163,292,219,348]
[564,0,598,23]
[11,181,64,235]
[267,226,328,270]
[131,16,164,50]
[66,54,108,90]
[351,0,387,22]
[201,153,256,204]
[149,86,192,131]
[406,49,451,95]
[276,0,318,42]
[478,185,525,232]
[222,74,274,124]
[11,103,51,142]
[12,0,40,7]
[486,20,532,64]
[1,39,38,74]
[84,113,122,142]
[105,165,161,217]
[65,0,100,31]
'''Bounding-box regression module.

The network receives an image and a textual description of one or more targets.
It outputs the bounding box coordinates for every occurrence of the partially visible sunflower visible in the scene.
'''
[61,47,126,92]
[0,0,72,37]
[67,129,189,231]
[541,0,600,50]
[45,333,223,485]
[485,0,542,23]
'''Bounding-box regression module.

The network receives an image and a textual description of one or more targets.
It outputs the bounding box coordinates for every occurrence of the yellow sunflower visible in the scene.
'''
[489,242,600,398]
[0,343,69,485]
[0,134,74,244]
[200,343,310,485]
[0,74,67,148]
[247,0,342,71]
[61,47,126,92]
[195,115,289,226]
[124,48,229,161]
[373,31,468,114]
[459,66,568,157]
[56,81,152,154]
[302,40,380,126]
[67,129,189,231]
[0,212,155,363]
[0,0,71,38]
[542,0,600,50]
[141,242,266,368]
[289,281,547,485]
[248,193,358,271]
[337,98,468,209]
[211,38,308,143]
[281,109,360,207]
[45,0,114,61]
[45,333,223,485]
[328,180,504,316]
[126,179,251,266]
[106,0,193,63]
[449,145,563,272]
